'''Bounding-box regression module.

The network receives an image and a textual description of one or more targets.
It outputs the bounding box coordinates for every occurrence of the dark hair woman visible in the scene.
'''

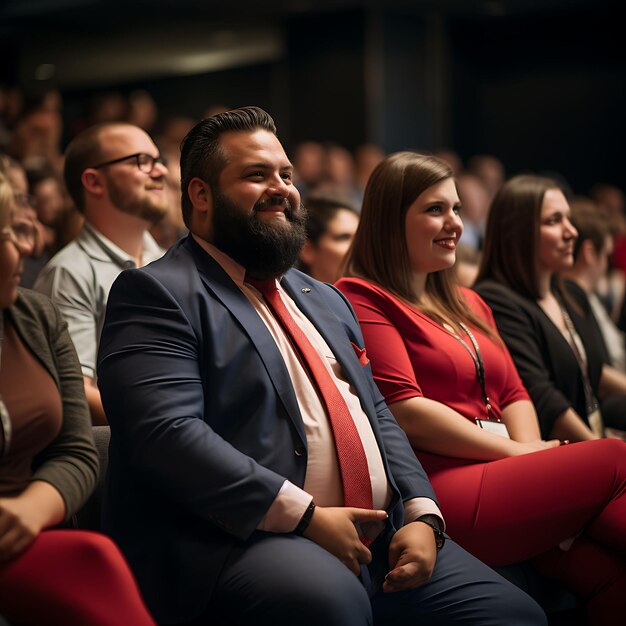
[474,174,621,442]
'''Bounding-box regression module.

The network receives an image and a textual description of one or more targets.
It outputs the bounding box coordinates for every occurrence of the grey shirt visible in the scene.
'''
[34,222,164,379]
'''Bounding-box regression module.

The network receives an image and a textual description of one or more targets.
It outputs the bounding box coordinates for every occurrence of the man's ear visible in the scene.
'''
[81,169,105,197]
[299,239,317,266]
[187,177,213,215]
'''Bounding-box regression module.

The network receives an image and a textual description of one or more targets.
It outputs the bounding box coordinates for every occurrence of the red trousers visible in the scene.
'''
[0,529,156,626]
[419,438,626,626]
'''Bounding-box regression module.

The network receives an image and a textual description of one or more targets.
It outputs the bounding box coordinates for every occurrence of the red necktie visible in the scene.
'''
[246,276,373,511]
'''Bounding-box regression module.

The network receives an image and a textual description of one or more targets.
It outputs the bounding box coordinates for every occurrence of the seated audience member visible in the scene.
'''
[156,115,196,157]
[0,172,155,626]
[127,90,158,132]
[320,143,362,210]
[97,107,546,626]
[336,152,626,626]
[467,154,505,204]
[433,149,463,177]
[562,198,626,437]
[455,173,490,255]
[30,166,84,251]
[298,195,359,284]
[354,143,385,199]
[592,183,626,335]
[475,175,619,442]
[592,183,626,276]
[0,154,47,287]
[150,145,187,250]
[9,102,64,174]
[293,140,326,197]
[34,122,167,424]
[21,164,79,286]
[454,173,491,288]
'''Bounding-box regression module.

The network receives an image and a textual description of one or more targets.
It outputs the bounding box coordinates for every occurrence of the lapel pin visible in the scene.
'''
[301,288,311,293]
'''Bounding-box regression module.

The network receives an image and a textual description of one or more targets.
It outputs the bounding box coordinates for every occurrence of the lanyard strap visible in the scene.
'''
[556,298,600,416]
[0,314,11,458]
[453,322,493,418]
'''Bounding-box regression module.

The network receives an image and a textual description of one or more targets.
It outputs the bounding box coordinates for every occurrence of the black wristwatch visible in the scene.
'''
[414,515,445,551]
[293,501,316,535]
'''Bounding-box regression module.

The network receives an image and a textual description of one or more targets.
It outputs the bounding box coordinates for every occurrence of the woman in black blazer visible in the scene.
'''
[474,174,620,442]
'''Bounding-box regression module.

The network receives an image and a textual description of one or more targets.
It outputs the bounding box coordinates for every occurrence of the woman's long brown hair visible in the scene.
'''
[343,151,497,339]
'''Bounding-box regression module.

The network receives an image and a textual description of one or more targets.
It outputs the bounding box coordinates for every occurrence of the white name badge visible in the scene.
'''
[475,418,510,439]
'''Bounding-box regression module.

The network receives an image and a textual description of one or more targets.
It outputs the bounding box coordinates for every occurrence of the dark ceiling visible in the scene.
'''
[0,0,613,42]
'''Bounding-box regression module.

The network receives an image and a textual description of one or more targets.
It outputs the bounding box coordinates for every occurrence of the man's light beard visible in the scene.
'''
[107,176,169,225]
[212,192,307,279]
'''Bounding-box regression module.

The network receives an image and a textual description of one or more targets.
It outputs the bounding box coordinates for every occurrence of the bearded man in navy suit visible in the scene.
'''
[97,107,545,626]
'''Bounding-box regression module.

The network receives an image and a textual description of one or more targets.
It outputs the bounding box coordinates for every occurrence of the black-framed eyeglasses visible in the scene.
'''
[13,192,35,208]
[88,152,167,174]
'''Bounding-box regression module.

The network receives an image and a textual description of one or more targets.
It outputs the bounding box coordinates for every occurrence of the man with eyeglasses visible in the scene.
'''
[35,123,168,424]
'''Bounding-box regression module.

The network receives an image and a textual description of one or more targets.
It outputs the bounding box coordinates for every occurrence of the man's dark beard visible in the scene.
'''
[212,193,308,279]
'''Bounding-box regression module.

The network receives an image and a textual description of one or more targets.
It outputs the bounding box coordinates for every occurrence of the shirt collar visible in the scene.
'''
[191,233,283,289]
[81,221,163,268]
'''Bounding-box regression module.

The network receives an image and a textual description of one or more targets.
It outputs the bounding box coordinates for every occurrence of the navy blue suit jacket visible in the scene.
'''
[98,235,437,623]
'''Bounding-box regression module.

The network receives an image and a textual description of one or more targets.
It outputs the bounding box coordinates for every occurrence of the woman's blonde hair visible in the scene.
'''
[0,171,14,230]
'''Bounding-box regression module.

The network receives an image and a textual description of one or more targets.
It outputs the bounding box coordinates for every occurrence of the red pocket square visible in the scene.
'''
[351,342,370,366]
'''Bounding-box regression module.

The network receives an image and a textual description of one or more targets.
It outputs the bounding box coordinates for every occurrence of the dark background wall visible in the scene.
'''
[1,0,622,194]
[449,6,624,192]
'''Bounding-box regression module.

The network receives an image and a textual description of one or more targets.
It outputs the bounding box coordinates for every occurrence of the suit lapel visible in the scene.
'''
[186,239,306,442]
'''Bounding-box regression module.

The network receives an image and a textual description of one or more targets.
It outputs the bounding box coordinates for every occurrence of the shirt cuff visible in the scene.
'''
[81,364,96,379]
[257,480,313,533]
[403,497,445,531]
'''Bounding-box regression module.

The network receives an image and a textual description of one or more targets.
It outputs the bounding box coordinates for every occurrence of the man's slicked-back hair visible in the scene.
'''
[63,122,134,213]
[179,106,277,228]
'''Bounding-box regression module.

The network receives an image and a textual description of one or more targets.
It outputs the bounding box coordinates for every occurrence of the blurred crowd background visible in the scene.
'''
[0,0,623,285]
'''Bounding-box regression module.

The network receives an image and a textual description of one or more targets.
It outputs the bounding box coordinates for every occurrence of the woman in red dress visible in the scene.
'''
[336,151,626,626]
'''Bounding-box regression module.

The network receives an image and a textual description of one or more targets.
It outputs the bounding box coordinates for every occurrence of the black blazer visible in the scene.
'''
[474,279,605,437]
[98,236,437,624]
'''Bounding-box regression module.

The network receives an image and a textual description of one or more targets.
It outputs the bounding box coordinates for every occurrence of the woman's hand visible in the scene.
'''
[0,481,66,561]
[508,439,561,456]
[0,495,43,560]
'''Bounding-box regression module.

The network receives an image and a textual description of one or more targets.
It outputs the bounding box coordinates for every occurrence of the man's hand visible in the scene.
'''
[303,506,388,575]
[383,521,438,593]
